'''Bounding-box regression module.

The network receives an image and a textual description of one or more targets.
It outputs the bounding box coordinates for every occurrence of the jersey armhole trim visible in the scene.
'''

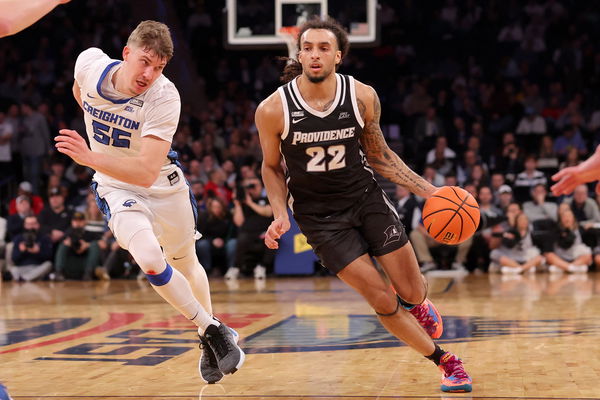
[349,76,365,128]
[278,87,290,141]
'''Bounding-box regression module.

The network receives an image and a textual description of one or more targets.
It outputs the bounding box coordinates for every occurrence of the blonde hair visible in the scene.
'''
[127,20,174,60]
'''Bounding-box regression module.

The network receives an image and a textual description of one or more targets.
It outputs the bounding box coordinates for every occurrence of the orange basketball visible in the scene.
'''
[422,186,480,245]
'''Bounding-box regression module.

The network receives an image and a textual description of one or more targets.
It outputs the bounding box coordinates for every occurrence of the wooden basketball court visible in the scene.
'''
[2,273,600,400]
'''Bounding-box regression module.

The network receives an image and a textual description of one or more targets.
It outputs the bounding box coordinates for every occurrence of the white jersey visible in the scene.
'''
[74,47,182,193]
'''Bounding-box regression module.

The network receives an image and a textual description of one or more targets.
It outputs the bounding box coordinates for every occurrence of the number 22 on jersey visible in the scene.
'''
[306,144,346,172]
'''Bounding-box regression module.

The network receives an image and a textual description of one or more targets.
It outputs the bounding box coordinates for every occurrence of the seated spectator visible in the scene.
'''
[188,159,208,184]
[204,168,233,205]
[563,184,600,247]
[536,135,559,173]
[516,106,547,136]
[7,195,33,240]
[67,165,93,210]
[467,186,505,271]
[410,209,473,272]
[553,124,588,158]
[46,157,71,192]
[227,177,274,280]
[494,132,522,183]
[496,184,514,210]
[221,159,238,188]
[52,211,102,281]
[429,147,455,177]
[426,136,456,165]
[38,187,72,248]
[457,150,486,185]
[190,179,207,212]
[196,197,237,275]
[103,243,139,279]
[466,164,488,187]
[490,172,506,198]
[523,183,558,223]
[541,95,565,125]
[513,155,547,202]
[394,185,421,237]
[564,185,600,229]
[545,208,591,274]
[422,164,445,187]
[9,215,52,281]
[8,181,43,215]
[84,194,112,280]
[444,172,458,187]
[413,106,445,155]
[558,147,581,170]
[490,212,544,274]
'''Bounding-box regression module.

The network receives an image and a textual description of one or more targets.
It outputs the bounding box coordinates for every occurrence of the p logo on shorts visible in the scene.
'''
[383,225,401,247]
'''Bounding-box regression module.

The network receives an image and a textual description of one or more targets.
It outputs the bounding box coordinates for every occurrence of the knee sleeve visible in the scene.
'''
[167,244,200,276]
[167,241,212,314]
[128,229,166,274]
[111,210,154,250]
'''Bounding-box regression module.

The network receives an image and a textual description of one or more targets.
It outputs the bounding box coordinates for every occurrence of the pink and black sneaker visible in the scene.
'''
[439,352,472,392]
[409,298,444,339]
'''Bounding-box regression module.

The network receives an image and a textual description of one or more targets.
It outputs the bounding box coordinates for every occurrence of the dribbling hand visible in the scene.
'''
[264,217,291,249]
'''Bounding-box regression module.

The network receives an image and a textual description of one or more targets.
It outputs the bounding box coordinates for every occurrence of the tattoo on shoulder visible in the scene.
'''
[357,98,367,122]
[371,89,381,123]
[361,90,384,149]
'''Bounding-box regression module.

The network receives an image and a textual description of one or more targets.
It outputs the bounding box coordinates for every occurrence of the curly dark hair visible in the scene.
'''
[280,16,350,83]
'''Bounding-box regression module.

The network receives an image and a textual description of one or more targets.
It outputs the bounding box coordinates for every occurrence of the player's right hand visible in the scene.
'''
[264,217,291,249]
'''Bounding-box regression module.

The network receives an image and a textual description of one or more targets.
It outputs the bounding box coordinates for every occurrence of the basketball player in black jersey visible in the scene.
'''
[255,18,472,393]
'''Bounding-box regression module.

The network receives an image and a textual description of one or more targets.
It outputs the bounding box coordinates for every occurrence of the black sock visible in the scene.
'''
[425,344,446,365]
[397,295,417,311]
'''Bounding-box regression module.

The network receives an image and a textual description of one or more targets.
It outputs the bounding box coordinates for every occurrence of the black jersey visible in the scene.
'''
[278,74,376,215]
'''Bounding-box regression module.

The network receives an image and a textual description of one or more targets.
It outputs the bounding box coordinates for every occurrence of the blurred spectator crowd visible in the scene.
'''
[2,0,600,281]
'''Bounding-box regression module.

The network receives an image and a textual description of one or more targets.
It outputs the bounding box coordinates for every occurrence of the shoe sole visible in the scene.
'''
[199,363,224,384]
[225,326,245,374]
[227,348,245,375]
[441,383,472,392]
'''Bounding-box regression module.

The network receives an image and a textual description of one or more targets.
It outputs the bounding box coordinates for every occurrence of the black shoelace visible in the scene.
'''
[200,338,219,368]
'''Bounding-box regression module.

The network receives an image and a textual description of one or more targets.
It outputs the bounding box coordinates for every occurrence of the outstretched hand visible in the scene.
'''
[550,166,584,196]
[264,217,291,249]
[55,129,92,167]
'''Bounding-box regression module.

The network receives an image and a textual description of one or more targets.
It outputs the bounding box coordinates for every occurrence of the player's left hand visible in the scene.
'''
[55,129,92,167]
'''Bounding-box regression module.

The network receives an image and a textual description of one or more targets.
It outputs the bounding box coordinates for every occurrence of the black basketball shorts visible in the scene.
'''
[294,184,409,274]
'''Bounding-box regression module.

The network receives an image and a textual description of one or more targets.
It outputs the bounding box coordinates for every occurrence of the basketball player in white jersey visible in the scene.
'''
[54,20,244,384]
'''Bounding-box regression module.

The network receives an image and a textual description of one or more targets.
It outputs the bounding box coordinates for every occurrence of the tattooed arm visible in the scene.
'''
[357,82,437,199]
